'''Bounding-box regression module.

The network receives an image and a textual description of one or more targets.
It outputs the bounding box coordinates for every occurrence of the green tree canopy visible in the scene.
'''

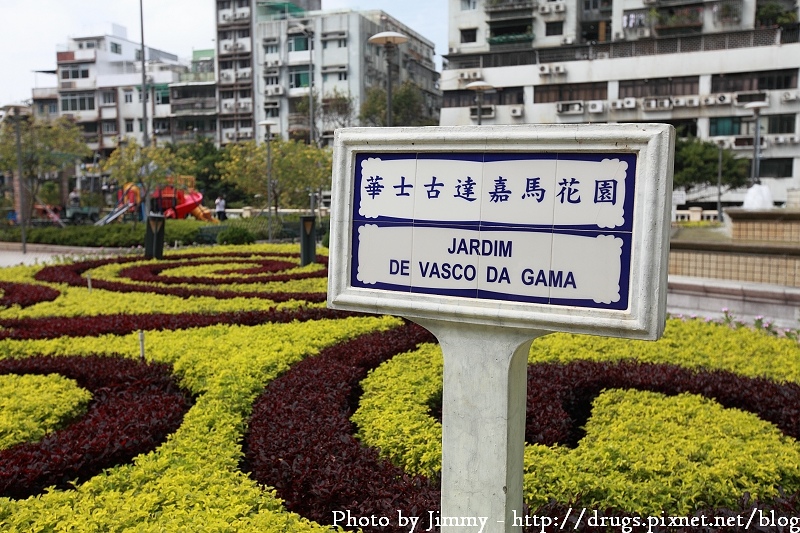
[101,138,193,218]
[216,138,332,212]
[673,136,749,194]
[359,82,437,127]
[0,114,91,225]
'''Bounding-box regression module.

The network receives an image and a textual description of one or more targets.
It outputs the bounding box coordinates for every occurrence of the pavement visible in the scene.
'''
[0,242,124,267]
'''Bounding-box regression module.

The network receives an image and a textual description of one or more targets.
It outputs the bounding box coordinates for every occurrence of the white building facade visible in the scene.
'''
[36,26,186,158]
[442,0,800,205]
[215,0,440,145]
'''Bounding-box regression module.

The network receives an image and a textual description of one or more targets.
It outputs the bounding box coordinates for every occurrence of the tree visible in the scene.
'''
[170,137,247,207]
[0,114,90,225]
[216,138,332,212]
[359,82,437,127]
[101,138,192,220]
[673,136,749,196]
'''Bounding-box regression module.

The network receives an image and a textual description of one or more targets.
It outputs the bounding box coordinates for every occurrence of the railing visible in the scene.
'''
[446,26,791,69]
[485,0,535,12]
[674,208,719,222]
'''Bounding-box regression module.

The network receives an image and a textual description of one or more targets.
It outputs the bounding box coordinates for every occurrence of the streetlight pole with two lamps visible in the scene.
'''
[258,119,277,242]
[744,100,769,186]
[465,80,494,125]
[368,31,408,127]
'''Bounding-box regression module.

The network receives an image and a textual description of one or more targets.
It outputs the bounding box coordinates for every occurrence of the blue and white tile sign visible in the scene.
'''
[328,125,675,340]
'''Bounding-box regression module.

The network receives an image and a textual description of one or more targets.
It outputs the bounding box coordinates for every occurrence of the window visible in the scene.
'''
[154,119,170,133]
[338,72,348,81]
[220,90,235,99]
[220,60,234,70]
[236,0,248,7]
[110,42,122,54]
[618,76,699,98]
[239,89,252,98]
[156,88,170,105]
[534,82,607,103]
[125,119,134,133]
[712,69,798,92]
[102,91,116,105]
[124,90,133,103]
[136,49,143,61]
[443,87,524,107]
[60,92,95,111]
[768,114,796,134]
[288,35,310,52]
[289,66,310,88]
[61,65,90,79]
[460,29,477,43]
[461,0,477,9]
[546,21,564,36]
[102,121,117,134]
[239,119,252,128]
[221,120,236,129]
[218,0,231,7]
[759,158,793,178]
[265,106,280,118]
[265,74,279,85]
[237,29,250,38]
[264,44,279,54]
[237,58,251,68]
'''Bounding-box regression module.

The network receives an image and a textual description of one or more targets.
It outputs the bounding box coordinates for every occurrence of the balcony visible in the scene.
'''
[485,0,535,12]
[487,32,535,45]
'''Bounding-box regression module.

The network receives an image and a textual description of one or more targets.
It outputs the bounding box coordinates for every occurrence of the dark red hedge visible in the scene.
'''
[0,282,61,309]
[243,321,441,533]
[0,355,192,500]
[0,308,359,340]
[33,252,328,303]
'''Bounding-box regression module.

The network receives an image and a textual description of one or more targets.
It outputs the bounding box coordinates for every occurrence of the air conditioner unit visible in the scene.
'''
[587,100,604,113]
[553,3,566,12]
[272,86,284,95]
[644,98,659,109]
[271,60,283,67]
[637,28,651,38]
[658,98,672,109]
[715,93,732,105]
[596,52,609,59]
[610,100,625,110]
[562,37,574,45]
[774,136,786,144]
[790,136,800,144]
[221,72,231,80]
[539,4,551,13]
[672,97,686,107]
[222,14,230,21]
[471,71,481,79]
[702,95,717,106]
[538,64,551,75]
[623,97,637,109]
[459,72,469,79]
[552,64,566,74]
[510,105,524,117]
[225,132,234,139]
[556,100,583,114]
[449,47,459,54]
[223,102,233,109]
[685,96,700,107]
[782,91,799,102]
[224,44,231,51]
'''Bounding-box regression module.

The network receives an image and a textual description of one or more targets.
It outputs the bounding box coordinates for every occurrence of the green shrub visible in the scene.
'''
[217,225,256,245]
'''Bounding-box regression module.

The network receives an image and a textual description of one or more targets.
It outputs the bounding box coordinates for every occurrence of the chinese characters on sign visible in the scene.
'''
[351,153,636,311]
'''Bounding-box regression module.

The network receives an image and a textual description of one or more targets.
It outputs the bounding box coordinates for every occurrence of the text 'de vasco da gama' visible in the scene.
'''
[351,153,637,311]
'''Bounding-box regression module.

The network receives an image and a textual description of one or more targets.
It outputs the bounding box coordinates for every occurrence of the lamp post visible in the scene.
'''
[289,24,315,145]
[717,140,723,221]
[465,80,494,125]
[139,0,149,147]
[744,100,769,186]
[258,119,277,241]
[368,31,408,127]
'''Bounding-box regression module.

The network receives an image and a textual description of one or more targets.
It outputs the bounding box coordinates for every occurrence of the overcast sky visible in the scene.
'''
[0,0,448,106]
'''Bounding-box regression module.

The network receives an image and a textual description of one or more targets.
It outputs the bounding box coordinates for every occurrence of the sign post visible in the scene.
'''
[328,125,675,532]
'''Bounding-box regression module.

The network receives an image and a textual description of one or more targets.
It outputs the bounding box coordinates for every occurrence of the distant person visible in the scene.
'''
[69,189,81,207]
[215,195,227,221]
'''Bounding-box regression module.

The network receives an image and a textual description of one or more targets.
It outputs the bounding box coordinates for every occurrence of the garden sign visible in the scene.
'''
[328,124,675,533]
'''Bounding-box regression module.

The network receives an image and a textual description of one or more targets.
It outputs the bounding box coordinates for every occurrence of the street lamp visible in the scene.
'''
[744,100,769,186]
[368,31,408,127]
[258,119,277,242]
[465,80,494,125]
[139,0,149,147]
[289,24,315,145]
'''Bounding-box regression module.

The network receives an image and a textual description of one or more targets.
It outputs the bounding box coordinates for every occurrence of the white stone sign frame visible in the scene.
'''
[328,124,675,340]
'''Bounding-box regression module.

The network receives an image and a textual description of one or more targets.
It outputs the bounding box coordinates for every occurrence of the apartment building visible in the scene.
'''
[442,0,800,205]
[215,0,440,145]
[32,25,186,158]
[163,49,219,145]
